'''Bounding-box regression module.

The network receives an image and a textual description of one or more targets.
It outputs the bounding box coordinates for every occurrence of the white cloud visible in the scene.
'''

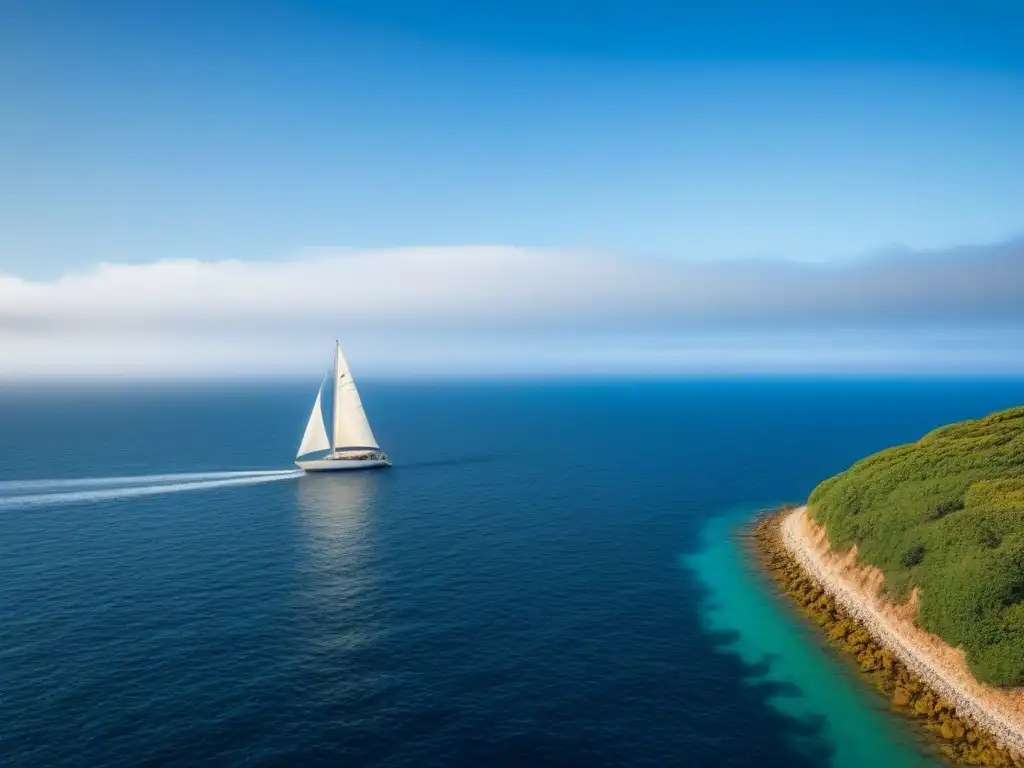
[1,246,663,332]
[3,241,1023,331]
[1,242,1022,375]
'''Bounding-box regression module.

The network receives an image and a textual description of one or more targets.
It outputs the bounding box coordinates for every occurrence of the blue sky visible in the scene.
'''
[1,1,1023,375]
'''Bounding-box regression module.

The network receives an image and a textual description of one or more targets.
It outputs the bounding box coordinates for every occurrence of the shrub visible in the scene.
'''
[927,499,964,520]
[900,543,925,568]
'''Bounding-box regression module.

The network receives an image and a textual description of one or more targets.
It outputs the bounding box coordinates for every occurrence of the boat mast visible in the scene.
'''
[331,340,340,455]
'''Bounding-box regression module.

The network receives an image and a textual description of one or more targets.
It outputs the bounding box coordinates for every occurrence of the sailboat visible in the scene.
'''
[295,342,391,471]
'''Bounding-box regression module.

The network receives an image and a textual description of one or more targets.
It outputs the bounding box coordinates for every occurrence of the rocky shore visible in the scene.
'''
[752,506,1024,767]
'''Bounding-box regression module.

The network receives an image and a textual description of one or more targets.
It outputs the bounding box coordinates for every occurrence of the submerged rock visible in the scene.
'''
[893,686,911,707]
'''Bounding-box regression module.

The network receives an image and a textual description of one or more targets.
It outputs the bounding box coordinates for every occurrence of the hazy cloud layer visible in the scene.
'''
[2,240,1023,335]
[1,240,1022,375]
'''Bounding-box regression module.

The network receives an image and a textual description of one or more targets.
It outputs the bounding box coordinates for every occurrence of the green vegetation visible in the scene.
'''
[809,406,1024,687]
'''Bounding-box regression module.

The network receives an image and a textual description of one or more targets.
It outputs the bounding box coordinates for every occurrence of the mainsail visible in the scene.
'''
[296,384,331,459]
[331,342,380,450]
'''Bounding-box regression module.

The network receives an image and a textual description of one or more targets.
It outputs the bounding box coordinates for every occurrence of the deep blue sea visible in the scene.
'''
[2,378,1023,767]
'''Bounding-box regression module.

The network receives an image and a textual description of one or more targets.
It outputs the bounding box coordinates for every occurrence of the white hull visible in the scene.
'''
[296,457,389,472]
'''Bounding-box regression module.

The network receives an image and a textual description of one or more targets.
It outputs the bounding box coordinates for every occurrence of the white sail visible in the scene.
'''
[296,388,331,459]
[331,342,379,450]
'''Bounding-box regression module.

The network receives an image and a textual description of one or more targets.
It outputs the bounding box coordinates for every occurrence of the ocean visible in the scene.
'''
[2,378,1023,767]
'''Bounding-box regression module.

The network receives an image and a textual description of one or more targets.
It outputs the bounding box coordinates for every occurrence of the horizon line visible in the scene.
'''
[4,370,1024,385]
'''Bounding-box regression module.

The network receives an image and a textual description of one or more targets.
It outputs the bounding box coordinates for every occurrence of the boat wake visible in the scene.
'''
[0,470,301,509]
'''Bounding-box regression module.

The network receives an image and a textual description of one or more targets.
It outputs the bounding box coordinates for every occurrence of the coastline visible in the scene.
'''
[753,506,1024,767]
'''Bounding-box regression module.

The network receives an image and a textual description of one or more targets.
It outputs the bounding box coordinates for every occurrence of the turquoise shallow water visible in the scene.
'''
[684,509,940,768]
